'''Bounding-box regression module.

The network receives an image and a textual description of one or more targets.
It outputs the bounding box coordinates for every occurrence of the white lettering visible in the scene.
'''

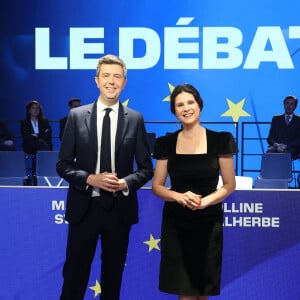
[164,18,199,69]
[52,200,65,211]
[54,214,68,224]
[289,26,300,39]
[203,27,243,69]
[119,27,160,69]
[223,202,263,213]
[70,27,104,69]
[35,28,67,69]
[244,26,294,69]
[224,216,280,227]
[34,24,300,70]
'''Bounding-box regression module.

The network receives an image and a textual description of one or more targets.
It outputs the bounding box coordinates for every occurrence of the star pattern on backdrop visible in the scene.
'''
[162,83,175,101]
[89,279,101,298]
[144,233,161,252]
[122,99,129,106]
[221,98,251,124]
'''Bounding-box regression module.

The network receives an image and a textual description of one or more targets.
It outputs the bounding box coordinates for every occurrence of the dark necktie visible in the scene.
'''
[100,108,112,173]
[285,115,291,125]
[99,108,114,209]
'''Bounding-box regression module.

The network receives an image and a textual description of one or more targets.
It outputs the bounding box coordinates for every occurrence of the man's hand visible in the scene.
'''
[277,143,287,152]
[87,173,128,192]
[4,140,13,146]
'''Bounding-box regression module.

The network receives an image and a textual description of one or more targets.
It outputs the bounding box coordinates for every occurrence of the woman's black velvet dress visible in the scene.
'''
[153,129,237,296]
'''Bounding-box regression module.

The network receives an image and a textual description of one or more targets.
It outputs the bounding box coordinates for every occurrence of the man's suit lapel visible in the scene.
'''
[85,102,98,159]
[280,114,286,126]
[115,103,128,154]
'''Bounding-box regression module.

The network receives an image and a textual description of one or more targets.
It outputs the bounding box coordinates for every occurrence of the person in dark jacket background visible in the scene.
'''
[59,98,81,141]
[0,120,15,151]
[267,95,300,159]
[20,99,52,155]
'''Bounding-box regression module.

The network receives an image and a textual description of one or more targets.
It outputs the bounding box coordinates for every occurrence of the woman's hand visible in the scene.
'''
[176,191,202,210]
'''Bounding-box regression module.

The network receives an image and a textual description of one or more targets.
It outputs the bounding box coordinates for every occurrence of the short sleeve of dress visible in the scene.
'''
[153,136,169,159]
[217,132,238,155]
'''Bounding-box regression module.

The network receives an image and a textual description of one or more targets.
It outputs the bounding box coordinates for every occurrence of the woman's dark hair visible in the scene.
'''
[25,100,45,120]
[170,83,204,115]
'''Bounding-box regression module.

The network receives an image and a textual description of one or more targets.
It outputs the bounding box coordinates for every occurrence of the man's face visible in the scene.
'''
[284,98,297,115]
[94,63,127,106]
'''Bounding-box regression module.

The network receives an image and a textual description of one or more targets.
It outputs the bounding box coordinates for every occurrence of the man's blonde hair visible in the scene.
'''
[95,54,127,78]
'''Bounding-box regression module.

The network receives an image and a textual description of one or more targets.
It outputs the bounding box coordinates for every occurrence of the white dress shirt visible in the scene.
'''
[31,119,39,134]
[92,100,119,196]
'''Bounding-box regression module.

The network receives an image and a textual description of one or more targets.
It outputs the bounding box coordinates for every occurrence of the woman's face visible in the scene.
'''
[174,92,200,125]
[29,104,40,118]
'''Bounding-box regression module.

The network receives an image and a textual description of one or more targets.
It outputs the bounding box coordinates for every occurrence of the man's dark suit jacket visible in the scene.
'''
[56,101,153,225]
[59,116,68,141]
[0,121,14,150]
[267,114,300,159]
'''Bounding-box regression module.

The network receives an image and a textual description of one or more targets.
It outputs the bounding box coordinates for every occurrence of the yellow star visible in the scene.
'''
[162,83,175,102]
[122,98,130,106]
[221,98,251,125]
[144,233,161,252]
[89,279,101,298]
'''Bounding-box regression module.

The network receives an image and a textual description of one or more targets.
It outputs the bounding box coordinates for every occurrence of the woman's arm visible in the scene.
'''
[199,154,236,209]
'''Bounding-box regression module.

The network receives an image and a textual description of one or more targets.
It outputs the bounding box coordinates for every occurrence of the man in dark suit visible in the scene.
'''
[57,54,153,300]
[0,121,14,151]
[59,98,81,140]
[267,95,300,159]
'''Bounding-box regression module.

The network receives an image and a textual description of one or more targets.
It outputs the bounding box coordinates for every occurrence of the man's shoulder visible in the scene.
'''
[293,114,300,124]
[70,102,95,115]
[273,114,284,118]
[78,102,94,111]
[271,114,284,122]
[59,116,68,122]
[122,104,143,118]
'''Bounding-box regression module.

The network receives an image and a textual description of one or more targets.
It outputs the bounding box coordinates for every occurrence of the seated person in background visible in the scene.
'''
[267,95,300,160]
[0,120,15,151]
[59,98,81,140]
[20,100,53,155]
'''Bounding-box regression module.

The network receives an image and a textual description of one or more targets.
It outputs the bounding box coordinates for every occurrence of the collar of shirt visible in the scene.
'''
[92,99,119,196]
[31,119,39,134]
[96,98,119,155]
[96,100,119,144]
[97,99,119,116]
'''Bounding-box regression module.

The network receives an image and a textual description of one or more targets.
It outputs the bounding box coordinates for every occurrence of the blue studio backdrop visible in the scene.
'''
[2,0,300,178]
[1,1,300,133]
[1,1,300,299]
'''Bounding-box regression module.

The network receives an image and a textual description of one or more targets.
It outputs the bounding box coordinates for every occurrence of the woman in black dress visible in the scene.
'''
[152,84,237,300]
